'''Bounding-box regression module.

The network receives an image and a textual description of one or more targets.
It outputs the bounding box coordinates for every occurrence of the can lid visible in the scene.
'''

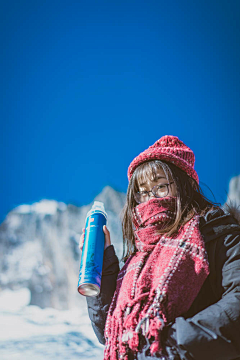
[85,201,107,221]
[92,201,105,212]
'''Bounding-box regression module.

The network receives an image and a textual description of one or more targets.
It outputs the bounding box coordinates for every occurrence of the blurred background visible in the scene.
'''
[1,0,240,359]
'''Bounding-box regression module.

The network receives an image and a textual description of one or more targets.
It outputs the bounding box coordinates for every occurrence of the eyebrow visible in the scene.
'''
[139,175,166,186]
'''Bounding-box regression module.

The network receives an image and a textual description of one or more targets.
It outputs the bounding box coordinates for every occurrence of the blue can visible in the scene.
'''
[78,201,107,296]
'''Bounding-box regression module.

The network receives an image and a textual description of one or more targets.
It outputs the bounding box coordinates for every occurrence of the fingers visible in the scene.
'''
[79,225,111,252]
[103,225,111,249]
[78,227,85,251]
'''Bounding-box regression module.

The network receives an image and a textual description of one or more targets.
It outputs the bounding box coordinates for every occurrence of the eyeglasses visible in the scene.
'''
[134,182,174,204]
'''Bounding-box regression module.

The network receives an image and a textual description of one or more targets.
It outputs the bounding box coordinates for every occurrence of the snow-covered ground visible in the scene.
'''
[0,288,104,360]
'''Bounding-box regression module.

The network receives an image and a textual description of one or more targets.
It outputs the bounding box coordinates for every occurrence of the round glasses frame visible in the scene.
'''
[134,182,174,204]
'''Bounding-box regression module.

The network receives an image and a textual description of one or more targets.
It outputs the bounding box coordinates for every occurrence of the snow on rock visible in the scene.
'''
[12,199,67,216]
[227,174,240,207]
[0,288,31,311]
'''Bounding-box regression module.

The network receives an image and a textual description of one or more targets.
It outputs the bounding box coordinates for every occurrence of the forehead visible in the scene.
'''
[136,163,168,187]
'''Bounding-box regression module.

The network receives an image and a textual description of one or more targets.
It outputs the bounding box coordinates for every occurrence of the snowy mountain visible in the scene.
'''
[0,186,126,310]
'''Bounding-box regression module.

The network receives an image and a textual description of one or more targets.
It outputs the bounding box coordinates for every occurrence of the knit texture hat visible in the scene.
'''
[127,135,199,184]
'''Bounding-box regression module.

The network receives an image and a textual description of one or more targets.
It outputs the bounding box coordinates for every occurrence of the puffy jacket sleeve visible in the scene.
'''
[86,245,120,345]
[164,209,240,360]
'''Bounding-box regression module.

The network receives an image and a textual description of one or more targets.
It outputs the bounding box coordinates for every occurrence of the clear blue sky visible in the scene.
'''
[1,0,240,224]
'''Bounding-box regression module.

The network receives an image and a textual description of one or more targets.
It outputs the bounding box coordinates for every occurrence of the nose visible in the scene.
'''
[148,191,155,200]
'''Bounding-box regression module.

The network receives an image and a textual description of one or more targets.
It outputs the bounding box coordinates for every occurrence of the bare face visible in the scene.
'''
[137,167,177,200]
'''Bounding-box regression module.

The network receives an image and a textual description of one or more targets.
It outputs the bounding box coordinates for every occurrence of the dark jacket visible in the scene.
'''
[86,206,240,360]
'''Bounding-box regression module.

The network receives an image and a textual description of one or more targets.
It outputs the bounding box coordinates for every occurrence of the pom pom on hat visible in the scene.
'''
[127,135,199,184]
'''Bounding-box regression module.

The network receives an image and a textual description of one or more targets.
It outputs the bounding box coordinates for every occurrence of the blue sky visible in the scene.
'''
[1,0,240,223]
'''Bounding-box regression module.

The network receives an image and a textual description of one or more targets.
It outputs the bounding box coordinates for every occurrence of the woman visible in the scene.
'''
[80,135,240,360]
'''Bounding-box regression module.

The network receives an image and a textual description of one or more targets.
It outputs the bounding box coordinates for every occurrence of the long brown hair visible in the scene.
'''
[120,160,221,261]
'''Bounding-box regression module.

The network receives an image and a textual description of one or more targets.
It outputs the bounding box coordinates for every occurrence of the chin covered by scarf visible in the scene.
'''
[104,197,210,360]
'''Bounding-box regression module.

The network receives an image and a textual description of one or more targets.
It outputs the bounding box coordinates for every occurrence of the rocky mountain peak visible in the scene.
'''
[94,185,126,215]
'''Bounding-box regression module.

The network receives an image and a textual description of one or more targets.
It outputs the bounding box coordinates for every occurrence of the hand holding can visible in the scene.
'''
[79,225,111,252]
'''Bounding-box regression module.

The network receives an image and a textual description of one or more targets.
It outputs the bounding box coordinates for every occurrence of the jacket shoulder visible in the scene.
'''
[199,204,240,243]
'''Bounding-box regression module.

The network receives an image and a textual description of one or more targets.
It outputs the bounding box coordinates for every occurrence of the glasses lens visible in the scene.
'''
[152,184,168,198]
[134,184,170,203]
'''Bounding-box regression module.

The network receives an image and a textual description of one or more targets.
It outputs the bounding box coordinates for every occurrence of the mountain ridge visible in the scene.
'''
[0,186,126,310]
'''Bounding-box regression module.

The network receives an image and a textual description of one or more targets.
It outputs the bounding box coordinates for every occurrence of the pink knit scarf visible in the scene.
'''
[104,197,210,360]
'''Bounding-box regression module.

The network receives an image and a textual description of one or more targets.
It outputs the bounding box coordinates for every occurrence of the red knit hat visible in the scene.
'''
[127,135,199,184]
